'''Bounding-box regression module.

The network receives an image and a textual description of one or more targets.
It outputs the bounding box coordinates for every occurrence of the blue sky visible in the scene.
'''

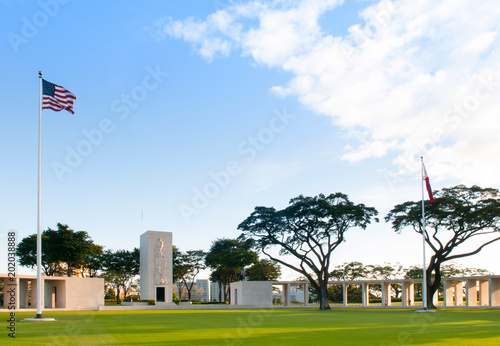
[1,0,499,279]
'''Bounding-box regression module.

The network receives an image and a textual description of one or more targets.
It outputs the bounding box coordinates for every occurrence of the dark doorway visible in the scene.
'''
[156,287,165,302]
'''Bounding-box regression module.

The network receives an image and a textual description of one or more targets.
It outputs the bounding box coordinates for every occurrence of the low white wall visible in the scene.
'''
[231,281,273,307]
[0,275,104,311]
[65,277,104,310]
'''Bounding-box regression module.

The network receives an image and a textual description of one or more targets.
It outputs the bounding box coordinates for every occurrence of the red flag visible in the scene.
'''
[422,164,434,202]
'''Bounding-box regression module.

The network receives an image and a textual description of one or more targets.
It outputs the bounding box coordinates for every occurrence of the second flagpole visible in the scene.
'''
[420,156,428,310]
[37,71,43,318]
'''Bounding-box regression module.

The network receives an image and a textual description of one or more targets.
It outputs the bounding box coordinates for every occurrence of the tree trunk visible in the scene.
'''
[123,281,129,301]
[427,287,436,309]
[183,278,192,302]
[319,281,331,310]
[223,281,231,303]
[422,254,443,309]
[426,263,441,309]
[116,286,121,305]
[394,284,401,298]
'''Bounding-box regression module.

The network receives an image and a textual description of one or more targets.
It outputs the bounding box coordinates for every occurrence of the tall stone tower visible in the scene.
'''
[140,231,173,303]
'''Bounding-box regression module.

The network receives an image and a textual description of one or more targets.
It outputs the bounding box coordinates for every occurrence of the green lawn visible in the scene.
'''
[2,308,499,345]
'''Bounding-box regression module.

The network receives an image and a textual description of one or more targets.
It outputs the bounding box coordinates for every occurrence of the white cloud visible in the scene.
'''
[342,140,398,163]
[151,0,500,187]
[148,15,235,61]
[463,31,497,52]
[241,0,342,66]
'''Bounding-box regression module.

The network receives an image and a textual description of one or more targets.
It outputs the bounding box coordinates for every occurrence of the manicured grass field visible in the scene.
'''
[2,308,499,345]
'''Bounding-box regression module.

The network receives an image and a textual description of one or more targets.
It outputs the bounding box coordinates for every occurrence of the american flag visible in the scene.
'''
[42,79,76,114]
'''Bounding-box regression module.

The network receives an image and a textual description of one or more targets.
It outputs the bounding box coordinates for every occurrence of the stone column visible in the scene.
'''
[140,231,173,303]
[444,280,454,306]
[362,283,369,306]
[479,280,489,306]
[382,282,391,306]
[454,281,464,306]
[466,279,477,306]
[490,278,500,307]
[410,283,415,306]
[303,283,309,306]
[280,284,287,306]
[402,282,409,307]
[343,283,348,306]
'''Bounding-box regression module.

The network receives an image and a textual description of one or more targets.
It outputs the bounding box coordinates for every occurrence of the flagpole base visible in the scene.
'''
[415,308,436,313]
[22,317,57,322]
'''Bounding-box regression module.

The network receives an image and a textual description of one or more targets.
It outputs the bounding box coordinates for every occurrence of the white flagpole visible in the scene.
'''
[37,71,43,318]
[420,156,428,310]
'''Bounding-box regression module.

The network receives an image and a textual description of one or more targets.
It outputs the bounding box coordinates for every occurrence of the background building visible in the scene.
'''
[175,279,210,301]
[210,281,223,302]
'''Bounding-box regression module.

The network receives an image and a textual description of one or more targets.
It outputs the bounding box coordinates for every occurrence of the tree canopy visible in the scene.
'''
[205,238,258,302]
[329,261,369,281]
[238,193,378,310]
[172,245,183,283]
[245,259,281,281]
[175,249,207,301]
[101,248,140,304]
[16,223,102,276]
[386,185,500,308]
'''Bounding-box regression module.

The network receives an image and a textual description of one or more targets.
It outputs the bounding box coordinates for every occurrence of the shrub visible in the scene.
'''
[137,299,155,305]
[172,291,181,305]
[105,299,122,305]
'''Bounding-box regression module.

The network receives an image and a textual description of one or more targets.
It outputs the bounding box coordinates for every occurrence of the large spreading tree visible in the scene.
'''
[238,193,378,310]
[16,223,102,276]
[386,185,500,309]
